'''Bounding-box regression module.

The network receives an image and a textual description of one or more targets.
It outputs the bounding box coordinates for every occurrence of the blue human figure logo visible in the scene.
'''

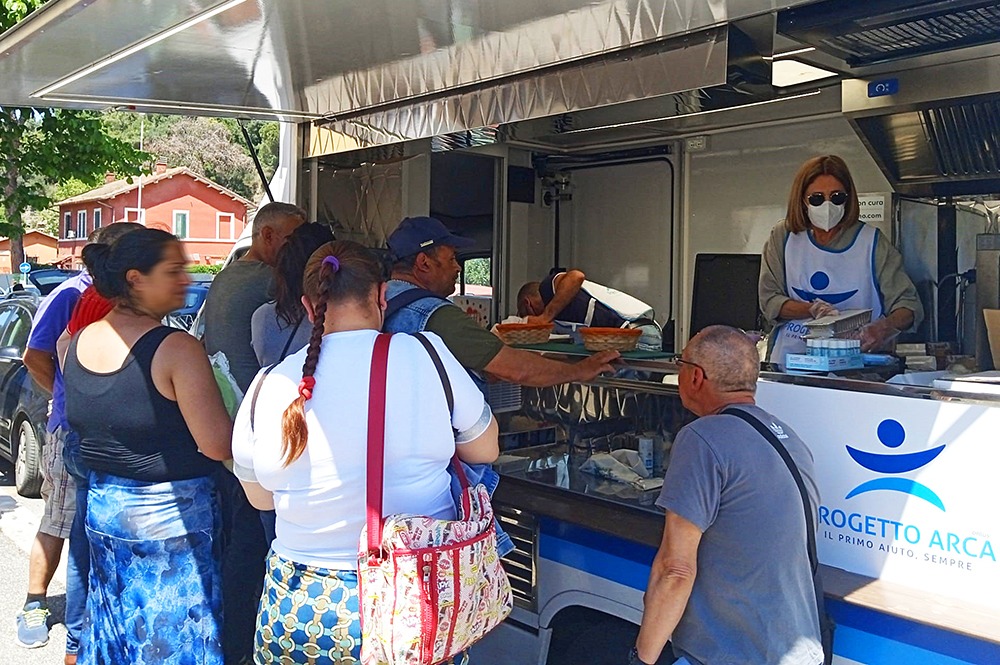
[792,270,859,305]
[844,419,946,511]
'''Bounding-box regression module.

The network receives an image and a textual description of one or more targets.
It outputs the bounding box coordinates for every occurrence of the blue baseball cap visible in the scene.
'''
[387,216,475,259]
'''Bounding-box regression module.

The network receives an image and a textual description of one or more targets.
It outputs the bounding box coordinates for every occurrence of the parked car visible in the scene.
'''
[0,293,48,497]
[27,268,79,296]
[165,282,211,331]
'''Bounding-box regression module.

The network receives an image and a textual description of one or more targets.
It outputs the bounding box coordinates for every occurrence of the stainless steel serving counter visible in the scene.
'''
[493,442,665,550]
[525,348,1000,406]
[491,352,1000,653]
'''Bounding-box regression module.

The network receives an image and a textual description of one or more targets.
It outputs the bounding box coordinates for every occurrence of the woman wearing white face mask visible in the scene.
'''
[759,155,922,367]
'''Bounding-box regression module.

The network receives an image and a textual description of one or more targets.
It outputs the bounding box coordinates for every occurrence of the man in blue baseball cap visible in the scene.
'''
[384,216,618,390]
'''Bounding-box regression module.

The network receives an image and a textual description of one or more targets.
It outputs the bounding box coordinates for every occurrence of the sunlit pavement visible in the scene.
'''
[0,461,68,664]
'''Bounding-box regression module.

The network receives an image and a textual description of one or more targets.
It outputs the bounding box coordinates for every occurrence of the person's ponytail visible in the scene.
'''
[81,243,124,299]
[83,228,176,301]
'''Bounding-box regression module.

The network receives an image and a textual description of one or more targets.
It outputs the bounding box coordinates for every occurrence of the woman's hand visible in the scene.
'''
[808,300,838,319]
[859,318,900,352]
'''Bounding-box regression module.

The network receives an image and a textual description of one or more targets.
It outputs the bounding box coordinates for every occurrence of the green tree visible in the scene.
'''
[218,118,280,179]
[464,258,491,286]
[1,2,148,271]
[101,112,279,203]
[100,111,180,148]
[144,117,263,202]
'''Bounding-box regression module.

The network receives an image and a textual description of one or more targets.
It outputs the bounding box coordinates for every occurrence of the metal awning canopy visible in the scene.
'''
[0,0,810,128]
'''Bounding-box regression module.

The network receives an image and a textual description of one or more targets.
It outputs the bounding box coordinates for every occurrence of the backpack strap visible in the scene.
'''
[412,333,469,490]
[412,332,453,416]
[721,406,818,572]
[384,287,449,320]
[365,333,392,554]
[277,318,304,362]
[721,406,835,665]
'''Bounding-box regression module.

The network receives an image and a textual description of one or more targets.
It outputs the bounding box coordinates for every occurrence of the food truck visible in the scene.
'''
[2,1,999,663]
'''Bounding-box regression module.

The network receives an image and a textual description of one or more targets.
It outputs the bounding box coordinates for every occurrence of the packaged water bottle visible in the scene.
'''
[637,434,655,477]
[655,431,674,475]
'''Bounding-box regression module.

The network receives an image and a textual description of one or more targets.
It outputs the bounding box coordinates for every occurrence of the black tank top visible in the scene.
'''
[64,326,219,482]
[539,272,626,328]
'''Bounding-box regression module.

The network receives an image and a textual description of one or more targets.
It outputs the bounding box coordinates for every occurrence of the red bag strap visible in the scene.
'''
[365,332,392,554]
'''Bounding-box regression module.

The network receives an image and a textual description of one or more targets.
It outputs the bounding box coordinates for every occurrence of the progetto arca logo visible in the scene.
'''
[844,418,946,512]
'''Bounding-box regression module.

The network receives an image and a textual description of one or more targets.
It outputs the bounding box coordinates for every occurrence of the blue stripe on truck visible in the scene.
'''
[537,517,657,590]
[536,517,1000,664]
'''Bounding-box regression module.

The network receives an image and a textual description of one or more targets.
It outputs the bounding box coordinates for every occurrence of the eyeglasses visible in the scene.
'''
[675,357,709,380]
[807,191,848,207]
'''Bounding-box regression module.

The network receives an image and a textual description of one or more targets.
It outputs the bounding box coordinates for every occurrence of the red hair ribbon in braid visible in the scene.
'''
[298,375,316,400]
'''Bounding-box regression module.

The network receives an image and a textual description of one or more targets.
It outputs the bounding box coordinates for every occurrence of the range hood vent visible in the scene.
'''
[843,58,1000,197]
[923,100,1000,177]
[778,0,1000,66]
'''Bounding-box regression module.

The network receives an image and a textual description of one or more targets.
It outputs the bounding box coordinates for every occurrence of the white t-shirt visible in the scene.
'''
[231,329,492,570]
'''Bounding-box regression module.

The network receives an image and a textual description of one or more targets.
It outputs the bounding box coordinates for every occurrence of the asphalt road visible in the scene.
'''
[0,459,68,664]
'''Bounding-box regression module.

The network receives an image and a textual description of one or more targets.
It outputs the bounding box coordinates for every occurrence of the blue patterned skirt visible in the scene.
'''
[81,472,224,665]
[255,551,362,664]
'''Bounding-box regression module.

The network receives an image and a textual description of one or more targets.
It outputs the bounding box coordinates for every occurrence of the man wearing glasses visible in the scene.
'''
[759,155,921,368]
[630,326,825,665]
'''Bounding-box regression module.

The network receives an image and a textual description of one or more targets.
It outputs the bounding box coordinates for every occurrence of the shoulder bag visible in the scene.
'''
[722,407,835,665]
[358,332,512,665]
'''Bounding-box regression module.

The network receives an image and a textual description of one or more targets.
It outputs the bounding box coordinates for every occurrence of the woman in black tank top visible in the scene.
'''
[62,229,232,665]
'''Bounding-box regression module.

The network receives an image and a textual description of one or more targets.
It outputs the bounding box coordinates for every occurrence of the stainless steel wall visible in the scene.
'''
[562,160,675,325]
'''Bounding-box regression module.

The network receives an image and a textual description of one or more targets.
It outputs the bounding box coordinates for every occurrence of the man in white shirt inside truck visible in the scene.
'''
[516,268,663,350]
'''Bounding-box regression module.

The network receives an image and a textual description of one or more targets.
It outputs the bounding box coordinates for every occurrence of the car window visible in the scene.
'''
[0,304,18,341]
[28,270,78,296]
[0,307,33,353]
[184,288,207,309]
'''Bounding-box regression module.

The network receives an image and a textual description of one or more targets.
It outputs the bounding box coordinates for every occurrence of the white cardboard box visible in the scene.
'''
[450,295,491,328]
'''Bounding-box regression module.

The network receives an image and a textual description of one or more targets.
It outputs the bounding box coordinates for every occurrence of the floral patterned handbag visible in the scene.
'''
[358,333,512,665]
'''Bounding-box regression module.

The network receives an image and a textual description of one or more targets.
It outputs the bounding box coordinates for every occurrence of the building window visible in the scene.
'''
[124,208,145,224]
[76,210,87,239]
[93,208,102,229]
[173,210,189,239]
[216,212,235,239]
[64,212,72,238]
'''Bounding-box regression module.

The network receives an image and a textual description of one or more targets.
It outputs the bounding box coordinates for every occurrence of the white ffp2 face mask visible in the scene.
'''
[807,201,845,231]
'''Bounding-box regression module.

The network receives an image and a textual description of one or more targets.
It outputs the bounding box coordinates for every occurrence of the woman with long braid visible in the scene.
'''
[231,240,498,664]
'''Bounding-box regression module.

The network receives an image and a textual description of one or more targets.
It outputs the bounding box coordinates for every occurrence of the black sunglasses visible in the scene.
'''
[675,357,709,380]
[807,191,849,207]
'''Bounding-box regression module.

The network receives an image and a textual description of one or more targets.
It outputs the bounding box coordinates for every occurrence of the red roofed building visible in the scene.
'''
[56,162,254,268]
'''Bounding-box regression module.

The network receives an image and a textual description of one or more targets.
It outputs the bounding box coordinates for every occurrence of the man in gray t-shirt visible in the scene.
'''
[632,326,823,665]
[203,202,305,393]
[200,201,305,664]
